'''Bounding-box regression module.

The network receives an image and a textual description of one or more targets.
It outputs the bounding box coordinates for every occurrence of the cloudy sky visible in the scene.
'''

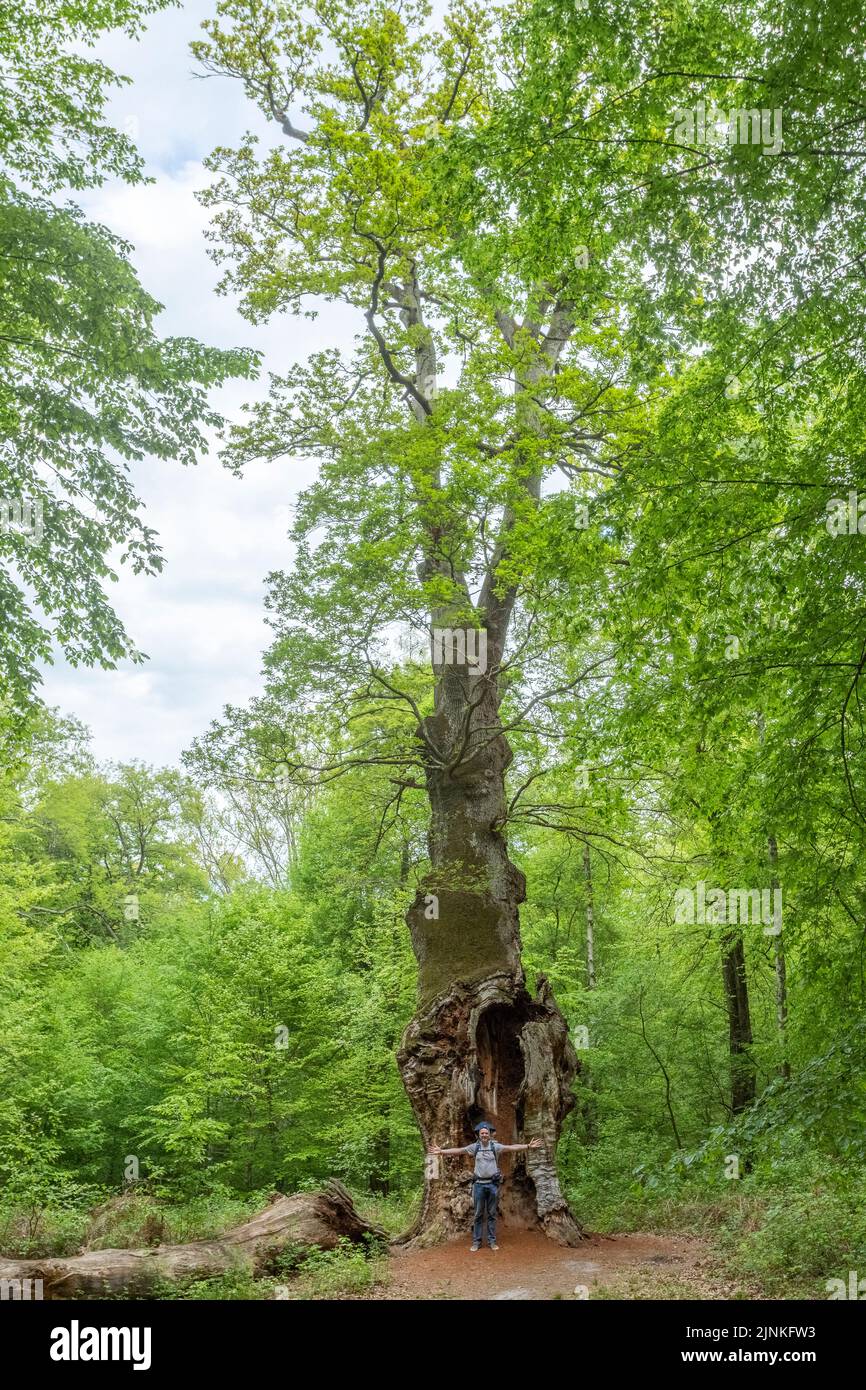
[40,0,356,767]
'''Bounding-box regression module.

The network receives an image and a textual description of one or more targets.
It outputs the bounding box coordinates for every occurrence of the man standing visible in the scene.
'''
[428,1121,542,1251]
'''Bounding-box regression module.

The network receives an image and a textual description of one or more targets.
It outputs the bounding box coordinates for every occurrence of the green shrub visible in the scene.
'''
[280,1236,389,1299]
[719,1187,866,1296]
[155,1269,271,1301]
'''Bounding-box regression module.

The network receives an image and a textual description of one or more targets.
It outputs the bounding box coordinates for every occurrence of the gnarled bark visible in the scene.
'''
[0,1182,384,1299]
[397,661,584,1245]
[398,970,583,1245]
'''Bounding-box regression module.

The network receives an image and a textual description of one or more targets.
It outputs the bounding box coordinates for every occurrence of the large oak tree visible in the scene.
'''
[188,0,692,1242]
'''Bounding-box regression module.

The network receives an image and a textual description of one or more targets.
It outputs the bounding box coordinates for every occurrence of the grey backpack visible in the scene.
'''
[471,1140,502,1184]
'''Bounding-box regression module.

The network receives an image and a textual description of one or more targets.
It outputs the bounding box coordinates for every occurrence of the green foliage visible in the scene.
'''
[279,1235,389,1299]
[0,0,256,713]
[155,1269,273,1301]
[1,0,170,193]
[726,1187,866,1297]
[0,711,420,1224]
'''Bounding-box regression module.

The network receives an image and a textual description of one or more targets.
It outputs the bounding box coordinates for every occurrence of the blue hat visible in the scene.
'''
[473,1120,496,1133]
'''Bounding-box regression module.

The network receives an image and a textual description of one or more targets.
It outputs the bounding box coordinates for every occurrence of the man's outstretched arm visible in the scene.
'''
[428,1139,543,1154]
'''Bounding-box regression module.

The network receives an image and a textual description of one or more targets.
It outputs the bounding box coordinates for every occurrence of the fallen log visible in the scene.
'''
[0,1181,386,1299]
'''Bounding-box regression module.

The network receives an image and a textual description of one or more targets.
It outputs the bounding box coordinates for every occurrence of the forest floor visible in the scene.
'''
[359,1230,759,1301]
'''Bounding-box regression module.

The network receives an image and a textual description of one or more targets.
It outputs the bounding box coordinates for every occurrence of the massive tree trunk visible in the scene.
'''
[387,290,582,1245]
[396,647,583,1245]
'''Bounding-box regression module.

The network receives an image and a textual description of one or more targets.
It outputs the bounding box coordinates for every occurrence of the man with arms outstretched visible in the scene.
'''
[428,1121,542,1251]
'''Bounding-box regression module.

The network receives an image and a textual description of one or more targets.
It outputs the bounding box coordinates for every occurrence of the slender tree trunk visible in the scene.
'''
[578,841,599,1143]
[767,833,790,1079]
[720,928,756,1112]
[582,841,597,991]
[757,711,791,1082]
[396,661,583,1245]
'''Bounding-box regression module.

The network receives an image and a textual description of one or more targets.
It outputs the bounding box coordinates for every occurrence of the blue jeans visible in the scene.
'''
[472,1181,499,1245]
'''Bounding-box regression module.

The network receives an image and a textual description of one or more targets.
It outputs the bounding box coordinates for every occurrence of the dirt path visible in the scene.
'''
[383,1229,747,1301]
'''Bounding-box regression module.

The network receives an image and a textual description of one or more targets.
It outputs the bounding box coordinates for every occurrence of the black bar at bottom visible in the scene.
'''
[4,1295,860,1376]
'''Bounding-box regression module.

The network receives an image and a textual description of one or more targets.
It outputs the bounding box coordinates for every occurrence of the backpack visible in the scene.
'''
[471,1140,503,1184]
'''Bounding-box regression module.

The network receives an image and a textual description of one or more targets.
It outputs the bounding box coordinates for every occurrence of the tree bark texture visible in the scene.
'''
[721,928,756,1113]
[398,655,584,1245]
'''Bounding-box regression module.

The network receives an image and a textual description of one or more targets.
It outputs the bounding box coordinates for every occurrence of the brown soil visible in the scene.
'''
[379,1229,752,1301]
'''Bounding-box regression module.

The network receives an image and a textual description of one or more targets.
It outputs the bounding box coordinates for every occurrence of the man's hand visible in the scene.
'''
[429,1146,443,1155]
[528,1138,542,1149]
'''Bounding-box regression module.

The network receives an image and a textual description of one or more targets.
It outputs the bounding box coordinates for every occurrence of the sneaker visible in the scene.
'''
[470,1243,480,1252]
[489,1243,499,1251]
